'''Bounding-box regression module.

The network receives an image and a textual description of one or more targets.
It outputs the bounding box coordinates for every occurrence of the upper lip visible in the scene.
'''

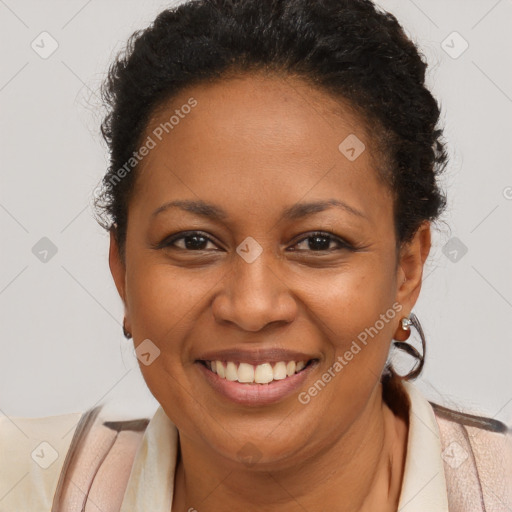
[196,348,318,365]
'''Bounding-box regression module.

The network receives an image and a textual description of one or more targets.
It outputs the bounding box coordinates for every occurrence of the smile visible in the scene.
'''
[196,359,319,406]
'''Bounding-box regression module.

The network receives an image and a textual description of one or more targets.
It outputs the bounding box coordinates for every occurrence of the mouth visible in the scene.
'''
[196,358,319,406]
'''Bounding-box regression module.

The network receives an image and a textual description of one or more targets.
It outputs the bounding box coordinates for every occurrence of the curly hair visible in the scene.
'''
[94,0,448,381]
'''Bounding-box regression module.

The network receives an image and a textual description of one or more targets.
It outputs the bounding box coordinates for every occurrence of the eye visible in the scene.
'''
[289,231,353,252]
[158,231,220,251]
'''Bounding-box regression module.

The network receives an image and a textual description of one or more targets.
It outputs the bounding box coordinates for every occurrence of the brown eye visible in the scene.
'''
[290,232,353,252]
[158,231,220,251]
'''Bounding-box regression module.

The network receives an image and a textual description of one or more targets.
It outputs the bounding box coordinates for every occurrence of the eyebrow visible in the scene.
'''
[151,198,368,222]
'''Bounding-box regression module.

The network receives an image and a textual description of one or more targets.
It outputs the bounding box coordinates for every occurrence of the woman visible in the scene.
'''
[1,0,510,510]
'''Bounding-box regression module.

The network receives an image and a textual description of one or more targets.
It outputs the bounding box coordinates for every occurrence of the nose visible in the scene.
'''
[211,249,297,332]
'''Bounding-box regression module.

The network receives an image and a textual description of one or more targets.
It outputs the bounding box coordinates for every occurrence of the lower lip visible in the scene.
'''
[196,361,318,406]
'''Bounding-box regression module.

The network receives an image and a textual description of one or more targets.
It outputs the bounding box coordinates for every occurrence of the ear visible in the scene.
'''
[395,221,431,318]
[109,228,127,305]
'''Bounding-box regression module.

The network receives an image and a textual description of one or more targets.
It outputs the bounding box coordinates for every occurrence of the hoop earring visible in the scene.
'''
[391,312,426,381]
[122,318,132,339]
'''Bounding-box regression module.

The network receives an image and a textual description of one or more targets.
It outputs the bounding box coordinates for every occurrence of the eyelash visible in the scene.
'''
[156,230,355,253]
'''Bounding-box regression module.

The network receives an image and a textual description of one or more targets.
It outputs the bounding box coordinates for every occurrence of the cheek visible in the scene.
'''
[297,270,398,421]
[126,259,215,340]
[124,261,213,420]
[311,259,398,364]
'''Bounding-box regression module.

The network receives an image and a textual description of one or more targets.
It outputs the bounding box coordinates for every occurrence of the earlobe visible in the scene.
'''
[109,228,127,304]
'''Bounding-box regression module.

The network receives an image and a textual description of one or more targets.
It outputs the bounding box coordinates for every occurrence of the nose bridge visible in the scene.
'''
[212,237,296,331]
[234,239,278,296]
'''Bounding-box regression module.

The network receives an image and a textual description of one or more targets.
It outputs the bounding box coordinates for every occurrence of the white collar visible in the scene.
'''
[398,380,449,511]
[119,404,178,512]
[120,381,449,511]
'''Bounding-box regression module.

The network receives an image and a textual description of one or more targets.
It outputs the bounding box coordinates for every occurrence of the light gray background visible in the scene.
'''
[1,0,511,423]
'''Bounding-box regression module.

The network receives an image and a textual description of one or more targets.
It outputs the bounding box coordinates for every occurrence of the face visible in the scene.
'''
[110,73,430,468]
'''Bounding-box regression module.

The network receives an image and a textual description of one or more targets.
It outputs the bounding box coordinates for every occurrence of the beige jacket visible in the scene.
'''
[1,381,511,511]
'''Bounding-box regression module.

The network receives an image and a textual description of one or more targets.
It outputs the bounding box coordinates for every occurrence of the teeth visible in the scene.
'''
[226,361,238,381]
[273,361,288,380]
[216,360,226,378]
[207,359,310,384]
[238,362,254,383]
[254,363,273,384]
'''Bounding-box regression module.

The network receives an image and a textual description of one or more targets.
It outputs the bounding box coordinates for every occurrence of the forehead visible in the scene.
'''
[131,73,393,228]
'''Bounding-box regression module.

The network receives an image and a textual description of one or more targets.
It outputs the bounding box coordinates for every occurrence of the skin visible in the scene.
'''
[109,73,431,511]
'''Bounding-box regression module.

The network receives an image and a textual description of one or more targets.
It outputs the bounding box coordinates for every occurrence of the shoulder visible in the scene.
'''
[394,378,512,510]
[0,409,83,511]
[430,399,511,460]
[52,406,150,511]
[0,406,151,511]
[429,399,512,510]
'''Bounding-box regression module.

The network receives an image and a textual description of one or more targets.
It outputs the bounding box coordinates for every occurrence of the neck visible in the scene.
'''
[172,381,409,512]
